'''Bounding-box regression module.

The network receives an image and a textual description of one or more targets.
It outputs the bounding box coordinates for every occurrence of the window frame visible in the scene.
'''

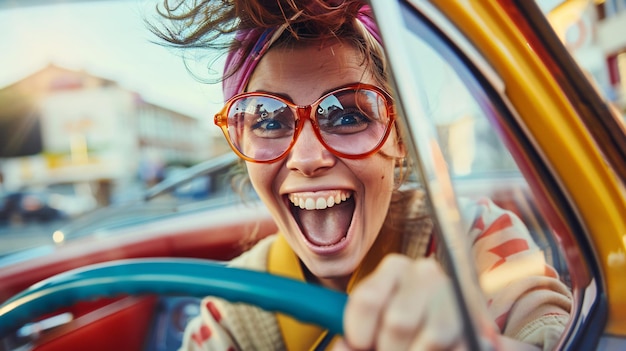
[370,0,606,349]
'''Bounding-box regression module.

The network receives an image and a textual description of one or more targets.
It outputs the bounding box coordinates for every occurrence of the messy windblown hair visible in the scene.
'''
[148,0,387,89]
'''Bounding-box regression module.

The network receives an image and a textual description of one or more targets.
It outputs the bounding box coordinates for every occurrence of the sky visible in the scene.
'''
[0,0,225,122]
[0,0,591,122]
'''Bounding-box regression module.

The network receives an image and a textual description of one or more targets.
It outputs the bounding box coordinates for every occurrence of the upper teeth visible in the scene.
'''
[288,191,352,210]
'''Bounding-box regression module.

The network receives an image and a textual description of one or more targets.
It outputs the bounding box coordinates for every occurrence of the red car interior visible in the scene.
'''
[0,182,565,351]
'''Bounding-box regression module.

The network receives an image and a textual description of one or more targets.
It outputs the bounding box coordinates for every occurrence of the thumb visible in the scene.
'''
[330,337,356,351]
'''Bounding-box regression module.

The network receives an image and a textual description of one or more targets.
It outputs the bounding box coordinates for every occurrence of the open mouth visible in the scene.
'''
[288,190,355,247]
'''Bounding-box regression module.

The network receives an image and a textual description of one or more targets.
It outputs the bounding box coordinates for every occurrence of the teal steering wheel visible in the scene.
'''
[0,258,347,338]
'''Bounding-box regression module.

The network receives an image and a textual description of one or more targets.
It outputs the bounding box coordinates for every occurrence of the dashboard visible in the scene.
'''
[0,296,201,351]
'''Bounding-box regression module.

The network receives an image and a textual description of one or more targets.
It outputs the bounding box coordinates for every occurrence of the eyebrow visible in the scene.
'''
[249,82,364,104]
[252,90,292,101]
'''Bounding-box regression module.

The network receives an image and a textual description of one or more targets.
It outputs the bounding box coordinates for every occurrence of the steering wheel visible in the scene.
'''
[0,258,347,338]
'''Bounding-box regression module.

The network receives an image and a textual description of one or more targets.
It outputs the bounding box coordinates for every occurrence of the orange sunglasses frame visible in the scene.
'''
[214,83,397,163]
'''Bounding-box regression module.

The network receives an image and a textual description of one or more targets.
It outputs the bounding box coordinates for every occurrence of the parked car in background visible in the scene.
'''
[0,191,66,225]
[0,0,624,350]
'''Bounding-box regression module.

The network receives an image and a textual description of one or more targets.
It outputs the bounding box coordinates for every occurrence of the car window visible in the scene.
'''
[377,0,598,347]
[400,23,570,281]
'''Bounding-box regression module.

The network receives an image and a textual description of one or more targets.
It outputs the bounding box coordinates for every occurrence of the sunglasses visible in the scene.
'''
[214,83,396,163]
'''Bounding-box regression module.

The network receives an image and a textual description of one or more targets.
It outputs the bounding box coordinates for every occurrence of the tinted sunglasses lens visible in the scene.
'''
[226,96,295,161]
[316,89,390,155]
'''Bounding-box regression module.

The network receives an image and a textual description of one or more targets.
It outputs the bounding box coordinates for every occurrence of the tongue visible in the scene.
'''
[298,200,354,246]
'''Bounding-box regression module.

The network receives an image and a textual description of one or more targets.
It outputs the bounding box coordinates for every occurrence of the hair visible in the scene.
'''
[148,0,387,88]
[149,0,432,254]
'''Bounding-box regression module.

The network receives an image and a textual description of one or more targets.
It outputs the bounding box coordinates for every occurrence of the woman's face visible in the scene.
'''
[246,40,404,290]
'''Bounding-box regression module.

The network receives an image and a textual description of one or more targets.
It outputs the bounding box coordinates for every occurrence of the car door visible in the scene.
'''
[370,0,626,349]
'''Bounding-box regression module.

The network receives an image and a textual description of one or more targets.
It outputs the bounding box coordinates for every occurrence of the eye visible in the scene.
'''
[256,119,282,130]
[250,109,294,138]
[320,108,371,134]
[333,113,362,127]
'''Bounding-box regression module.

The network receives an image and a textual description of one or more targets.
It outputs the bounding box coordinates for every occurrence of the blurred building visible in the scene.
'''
[595,0,626,109]
[0,64,228,203]
[543,0,626,112]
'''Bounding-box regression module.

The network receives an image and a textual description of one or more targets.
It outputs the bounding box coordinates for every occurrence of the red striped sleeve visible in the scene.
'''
[191,324,212,347]
[473,214,513,244]
[487,238,530,271]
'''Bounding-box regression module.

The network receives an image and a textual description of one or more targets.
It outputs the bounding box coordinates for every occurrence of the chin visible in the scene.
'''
[303,249,363,281]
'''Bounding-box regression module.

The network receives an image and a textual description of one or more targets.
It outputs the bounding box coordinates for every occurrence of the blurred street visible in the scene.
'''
[0,222,65,256]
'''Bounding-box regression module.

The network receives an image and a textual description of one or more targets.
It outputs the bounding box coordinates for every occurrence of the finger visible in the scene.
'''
[407,331,467,351]
[343,254,410,350]
[330,338,352,351]
[376,259,432,350]
[409,329,464,351]
[410,266,464,350]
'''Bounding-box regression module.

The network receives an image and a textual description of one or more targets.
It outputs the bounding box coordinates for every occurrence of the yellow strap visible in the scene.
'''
[268,234,326,351]
[268,230,401,351]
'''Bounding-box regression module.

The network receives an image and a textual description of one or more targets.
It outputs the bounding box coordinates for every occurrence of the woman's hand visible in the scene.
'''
[332,254,465,351]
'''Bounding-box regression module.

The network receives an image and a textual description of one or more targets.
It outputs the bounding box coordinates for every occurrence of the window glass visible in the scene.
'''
[395,2,574,339]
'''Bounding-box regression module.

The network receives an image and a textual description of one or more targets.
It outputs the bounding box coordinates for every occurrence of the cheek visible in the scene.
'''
[381,127,406,159]
[379,159,398,191]
[356,157,396,190]
[245,163,276,195]
[380,164,395,187]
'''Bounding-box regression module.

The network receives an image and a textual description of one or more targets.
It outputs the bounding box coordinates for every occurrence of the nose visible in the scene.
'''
[286,120,336,176]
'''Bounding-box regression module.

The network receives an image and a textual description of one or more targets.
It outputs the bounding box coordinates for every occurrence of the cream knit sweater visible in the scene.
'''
[179,197,572,351]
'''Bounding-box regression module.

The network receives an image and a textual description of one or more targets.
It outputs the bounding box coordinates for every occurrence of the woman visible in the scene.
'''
[151,1,572,350]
